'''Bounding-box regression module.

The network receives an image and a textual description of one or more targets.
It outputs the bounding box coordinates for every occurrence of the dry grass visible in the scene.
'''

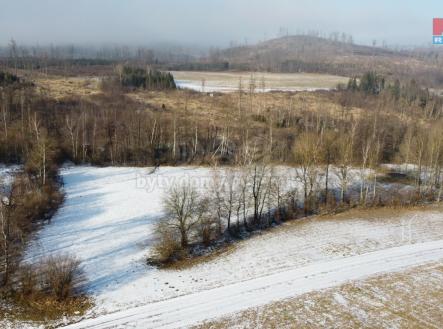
[128,88,363,127]
[319,203,443,222]
[31,71,361,127]
[34,76,102,100]
[160,244,237,271]
[0,294,92,325]
[195,262,443,329]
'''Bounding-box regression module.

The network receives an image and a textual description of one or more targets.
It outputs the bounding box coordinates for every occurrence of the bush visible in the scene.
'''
[5,254,89,322]
[151,223,184,264]
[17,254,83,301]
[42,254,82,301]
[16,263,39,297]
[198,215,218,247]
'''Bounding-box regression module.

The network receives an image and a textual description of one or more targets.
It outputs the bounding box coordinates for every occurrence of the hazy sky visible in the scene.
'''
[0,0,441,47]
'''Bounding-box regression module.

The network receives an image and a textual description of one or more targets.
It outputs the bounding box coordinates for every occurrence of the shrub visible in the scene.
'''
[5,254,89,322]
[16,263,39,297]
[8,256,90,322]
[41,254,83,301]
[198,215,218,247]
[151,223,184,264]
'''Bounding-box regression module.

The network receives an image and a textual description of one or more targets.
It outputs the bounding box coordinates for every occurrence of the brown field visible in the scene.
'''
[127,88,363,125]
[34,76,102,100]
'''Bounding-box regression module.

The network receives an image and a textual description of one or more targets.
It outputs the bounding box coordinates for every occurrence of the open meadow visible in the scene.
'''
[172,71,349,93]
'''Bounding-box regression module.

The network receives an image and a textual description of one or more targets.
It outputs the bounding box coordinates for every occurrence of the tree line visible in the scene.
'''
[114,65,176,90]
[152,125,443,265]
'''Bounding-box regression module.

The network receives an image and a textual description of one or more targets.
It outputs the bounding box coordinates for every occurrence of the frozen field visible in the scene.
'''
[172,71,348,93]
[14,166,443,328]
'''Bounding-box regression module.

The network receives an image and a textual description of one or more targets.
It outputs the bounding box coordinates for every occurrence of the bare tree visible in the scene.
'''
[9,39,18,75]
[0,182,17,286]
[163,182,202,248]
[320,130,337,204]
[250,163,273,227]
[336,123,357,203]
[223,169,236,232]
[65,114,79,161]
[235,167,250,229]
[115,64,124,85]
[210,169,225,235]
[426,123,443,195]
[293,132,321,214]
[409,129,427,193]
[358,115,378,205]
[196,196,217,246]
[29,115,53,186]
[1,91,8,139]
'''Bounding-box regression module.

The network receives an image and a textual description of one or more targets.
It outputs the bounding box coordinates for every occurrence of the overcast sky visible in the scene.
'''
[0,0,440,48]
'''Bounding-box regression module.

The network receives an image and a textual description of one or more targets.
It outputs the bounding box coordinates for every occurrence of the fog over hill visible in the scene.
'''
[194,35,440,85]
[0,0,439,47]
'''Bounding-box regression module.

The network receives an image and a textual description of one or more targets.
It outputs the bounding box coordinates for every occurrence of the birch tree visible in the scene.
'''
[293,132,321,214]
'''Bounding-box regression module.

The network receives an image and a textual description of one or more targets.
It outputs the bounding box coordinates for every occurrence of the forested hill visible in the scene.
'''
[203,35,443,87]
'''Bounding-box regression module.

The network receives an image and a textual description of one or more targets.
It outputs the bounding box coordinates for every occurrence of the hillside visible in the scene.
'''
[209,35,443,87]
[222,35,396,62]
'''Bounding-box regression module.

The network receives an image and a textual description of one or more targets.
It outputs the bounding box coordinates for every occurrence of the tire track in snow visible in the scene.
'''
[64,239,443,329]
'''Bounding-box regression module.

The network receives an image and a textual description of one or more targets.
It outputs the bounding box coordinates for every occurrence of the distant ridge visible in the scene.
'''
[199,35,443,86]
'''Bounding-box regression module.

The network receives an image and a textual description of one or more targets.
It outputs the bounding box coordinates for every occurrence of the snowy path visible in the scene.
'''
[64,240,443,329]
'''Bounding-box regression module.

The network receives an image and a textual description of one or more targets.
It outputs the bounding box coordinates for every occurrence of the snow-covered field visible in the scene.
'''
[173,71,348,93]
[195,262,443,328]
[15,166,443,328]
[175,80,332,93]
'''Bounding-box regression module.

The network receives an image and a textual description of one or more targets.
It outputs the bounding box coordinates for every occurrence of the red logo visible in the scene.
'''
[434,18,443,36]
